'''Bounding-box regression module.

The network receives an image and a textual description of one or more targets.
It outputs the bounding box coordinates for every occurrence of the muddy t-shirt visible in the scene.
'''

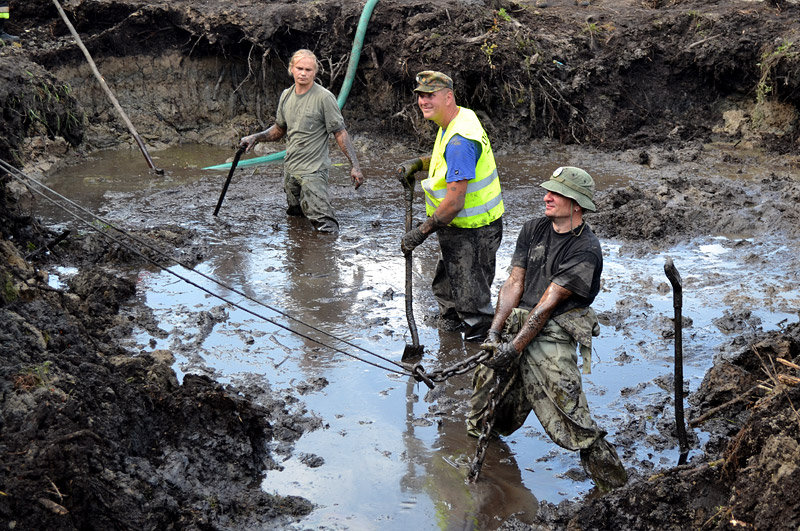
[510,217,602,316]
[276,82,345,175]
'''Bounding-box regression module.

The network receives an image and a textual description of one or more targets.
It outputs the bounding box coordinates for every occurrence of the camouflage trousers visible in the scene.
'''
[467,308,627,490]
[284,168,338,232]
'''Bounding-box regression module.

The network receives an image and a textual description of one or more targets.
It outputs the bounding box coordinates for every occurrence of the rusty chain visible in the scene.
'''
[466,368,516,483]
[429,349,493,381]
[405,349,515,483]
[406,349,493,388]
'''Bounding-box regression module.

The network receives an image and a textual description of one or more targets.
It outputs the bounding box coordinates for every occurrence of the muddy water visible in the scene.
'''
[41,143,800,529]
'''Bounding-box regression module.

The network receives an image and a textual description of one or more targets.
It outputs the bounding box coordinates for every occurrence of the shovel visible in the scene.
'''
[401,181,424,361]
[213,146,246,216]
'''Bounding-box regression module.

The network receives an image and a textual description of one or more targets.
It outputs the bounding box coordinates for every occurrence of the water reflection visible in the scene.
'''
[402,374,540,529]
[399,330,542,528]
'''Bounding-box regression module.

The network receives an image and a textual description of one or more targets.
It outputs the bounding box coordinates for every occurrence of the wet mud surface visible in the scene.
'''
[2,0,800,529]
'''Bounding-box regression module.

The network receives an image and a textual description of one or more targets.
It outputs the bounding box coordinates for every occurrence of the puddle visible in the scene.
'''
[40,144,800,528]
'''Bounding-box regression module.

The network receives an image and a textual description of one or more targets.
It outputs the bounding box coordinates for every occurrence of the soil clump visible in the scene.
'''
[2,0,800,529]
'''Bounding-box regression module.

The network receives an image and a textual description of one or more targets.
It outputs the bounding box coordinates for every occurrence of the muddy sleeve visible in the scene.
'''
[322,91,346,134]
[275,88,291,130]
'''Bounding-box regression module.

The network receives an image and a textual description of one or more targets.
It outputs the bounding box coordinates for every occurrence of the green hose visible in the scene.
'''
[204,0,380,171]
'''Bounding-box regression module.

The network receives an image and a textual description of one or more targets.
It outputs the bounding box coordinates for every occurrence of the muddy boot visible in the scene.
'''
[0,21,18,43]
[436,309,464,332]
[311,217,339,234]
[580,437,628,493]
[462,315,492,343]
[286,204,305,217]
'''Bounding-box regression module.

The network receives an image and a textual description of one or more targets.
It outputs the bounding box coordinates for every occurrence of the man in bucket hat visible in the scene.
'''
[467,166,628,493]
[396,71,504,342]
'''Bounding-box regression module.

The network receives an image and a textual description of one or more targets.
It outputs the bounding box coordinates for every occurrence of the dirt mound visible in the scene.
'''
[0,50,83,165]
[593,171,800,244]
[0,184,316,528]
[5,0,800,157]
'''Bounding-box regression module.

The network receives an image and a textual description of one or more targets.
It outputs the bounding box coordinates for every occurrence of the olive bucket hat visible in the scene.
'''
[540,166,597,212]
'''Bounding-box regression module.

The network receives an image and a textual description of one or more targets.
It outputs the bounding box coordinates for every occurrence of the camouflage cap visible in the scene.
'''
[541,166,597,212]
[414,71,454,93]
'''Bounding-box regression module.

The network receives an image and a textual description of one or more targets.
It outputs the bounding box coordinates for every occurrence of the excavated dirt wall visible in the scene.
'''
[3,0,798,165]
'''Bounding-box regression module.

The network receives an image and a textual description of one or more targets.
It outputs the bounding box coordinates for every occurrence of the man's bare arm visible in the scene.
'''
[239,124,286,152]
[510,283,572,352]
[333,128,364,189]
[488,266,526,334]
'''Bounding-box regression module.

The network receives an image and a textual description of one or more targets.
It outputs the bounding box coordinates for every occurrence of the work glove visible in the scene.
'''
[483,341,520,370]
[397,158,423,188]
[239,133,259,153]
[401,226,429,255]
[480,330,502,352]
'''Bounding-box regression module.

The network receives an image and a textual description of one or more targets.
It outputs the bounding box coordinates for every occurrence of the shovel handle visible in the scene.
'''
[404,184,421,348]
[213,146,246,216]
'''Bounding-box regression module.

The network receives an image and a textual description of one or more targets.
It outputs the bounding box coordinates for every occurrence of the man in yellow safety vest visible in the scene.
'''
[397,71,504,342]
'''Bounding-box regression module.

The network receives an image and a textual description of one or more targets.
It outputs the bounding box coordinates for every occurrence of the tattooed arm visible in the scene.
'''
[509,283,572,352]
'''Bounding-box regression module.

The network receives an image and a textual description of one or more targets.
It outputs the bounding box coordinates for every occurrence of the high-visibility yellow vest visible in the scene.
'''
[421,107,504,228]
[0,6,9,19]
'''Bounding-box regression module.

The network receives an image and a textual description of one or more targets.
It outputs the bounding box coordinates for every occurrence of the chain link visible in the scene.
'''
[466,368,510,483]
[407,350,492,388]
[426,349,492,382]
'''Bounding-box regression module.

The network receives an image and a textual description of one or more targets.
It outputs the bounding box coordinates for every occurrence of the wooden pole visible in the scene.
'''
[52,0,162,174]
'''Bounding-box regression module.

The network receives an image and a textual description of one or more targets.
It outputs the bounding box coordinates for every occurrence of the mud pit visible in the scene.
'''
[2,0,800,529]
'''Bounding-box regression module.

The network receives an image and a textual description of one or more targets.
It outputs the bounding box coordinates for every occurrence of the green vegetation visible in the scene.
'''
[15,361,54,391]
[481,41,498,68]
[3,272,18,303]
[757,40,795,105]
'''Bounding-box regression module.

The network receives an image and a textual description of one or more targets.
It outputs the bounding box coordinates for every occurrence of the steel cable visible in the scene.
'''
[1,159,412,377]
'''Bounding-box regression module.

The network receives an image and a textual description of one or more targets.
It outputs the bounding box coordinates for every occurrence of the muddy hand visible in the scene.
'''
[480,330,502,352]
[352,168,364,190]
[239,133,258,153]
[401,226,428,255]
[483,341,519,369]
[397,157,423,188]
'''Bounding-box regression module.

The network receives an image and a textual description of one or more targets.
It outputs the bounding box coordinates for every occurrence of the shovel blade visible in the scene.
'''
[402,343,424,362]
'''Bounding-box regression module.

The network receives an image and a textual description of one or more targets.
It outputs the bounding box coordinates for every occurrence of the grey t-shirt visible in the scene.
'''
[510,217,602,316]
[276,82,345,175]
